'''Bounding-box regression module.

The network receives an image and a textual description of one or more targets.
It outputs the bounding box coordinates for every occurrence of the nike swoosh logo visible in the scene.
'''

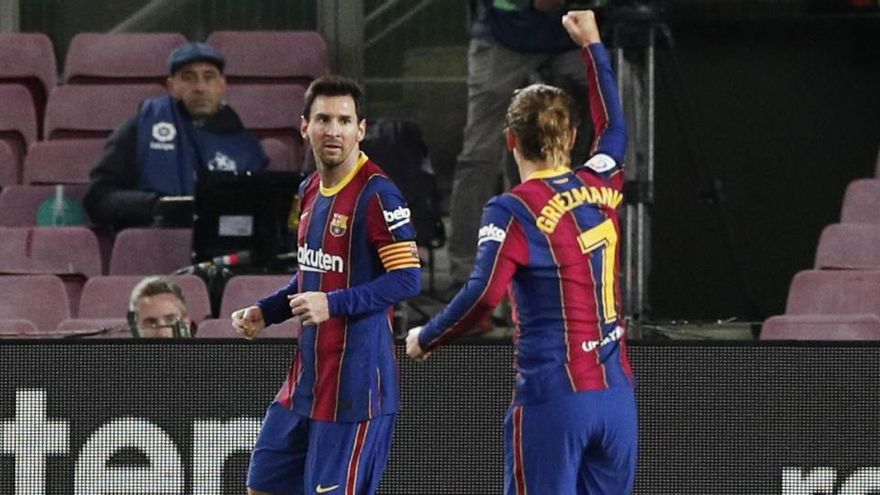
[316,484,339,493]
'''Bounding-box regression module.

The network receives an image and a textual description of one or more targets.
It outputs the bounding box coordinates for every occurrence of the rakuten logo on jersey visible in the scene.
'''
[383,206,411,230]
[297,243,344,273]
[478,223,506,245]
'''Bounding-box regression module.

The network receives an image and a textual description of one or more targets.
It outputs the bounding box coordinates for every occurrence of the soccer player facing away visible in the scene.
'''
[407,11,637,495]
[232,75,421,495]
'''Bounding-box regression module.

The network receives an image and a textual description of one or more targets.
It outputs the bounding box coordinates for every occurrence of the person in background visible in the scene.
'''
[231,75,421,495]
[408,10,637,494]
[128,276,193,338]
[446,0,595,291]
[84,41,268,230]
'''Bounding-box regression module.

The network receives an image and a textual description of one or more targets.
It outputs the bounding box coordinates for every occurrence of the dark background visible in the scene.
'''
[650,12,880,321]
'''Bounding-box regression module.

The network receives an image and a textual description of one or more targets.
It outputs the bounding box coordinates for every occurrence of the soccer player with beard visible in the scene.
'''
[232,75,421,495]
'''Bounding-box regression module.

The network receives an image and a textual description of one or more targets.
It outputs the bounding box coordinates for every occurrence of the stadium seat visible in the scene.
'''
[261,137,293,172]
[78,274,212,323]
[840,179,880,224]
[0,84,38,169]
[218,274,292,318]
[55,318,130,338]
[63,32,187,85]
[0,226,102,277]
[0,226,103,314]
[43,84,166,139]
[814,223,880,270]
[0,139,17,186]
[0,33,58,124]
[0,319,39,337]
[196,318,297,338]
[784,269,880,315]
[213,274,299,338]
[0,275,71,331]
[225,84,306,172]
[108,228,193,275]
[23,139,105,185]
[205,31,328,84]
[761,314,880,340]
[0,184,89,227]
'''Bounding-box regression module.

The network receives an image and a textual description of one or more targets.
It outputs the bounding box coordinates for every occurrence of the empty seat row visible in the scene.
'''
[761,270,880,340]
[0,30,328,184]
[761,156,880,340]
[0,273,297,337]
[0,31,326,117]
[0,82,307,185]
[0,225,192,276]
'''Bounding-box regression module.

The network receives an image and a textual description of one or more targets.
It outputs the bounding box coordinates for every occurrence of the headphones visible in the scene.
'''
[127,311,193,338]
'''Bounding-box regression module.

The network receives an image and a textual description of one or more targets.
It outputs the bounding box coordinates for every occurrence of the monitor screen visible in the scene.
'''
[192,170,305,268]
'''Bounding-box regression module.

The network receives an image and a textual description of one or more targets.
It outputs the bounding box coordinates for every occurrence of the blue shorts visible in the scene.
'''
[247,402,395,495]
[504,386,638,495]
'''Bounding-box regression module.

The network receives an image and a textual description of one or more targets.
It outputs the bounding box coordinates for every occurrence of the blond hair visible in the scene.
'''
[504,84,573,169]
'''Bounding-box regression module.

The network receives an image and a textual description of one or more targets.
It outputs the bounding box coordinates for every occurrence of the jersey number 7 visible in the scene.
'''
[576,218,618,323]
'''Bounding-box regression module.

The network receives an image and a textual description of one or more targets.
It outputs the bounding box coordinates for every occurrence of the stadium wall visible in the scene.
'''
[0,340,877,494]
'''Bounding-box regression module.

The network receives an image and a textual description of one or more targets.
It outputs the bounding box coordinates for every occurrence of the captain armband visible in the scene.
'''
[378,241,421,271]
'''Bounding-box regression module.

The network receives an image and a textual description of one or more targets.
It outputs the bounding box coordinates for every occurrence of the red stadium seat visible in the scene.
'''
[840,179,880,224]
[205,31,328,84]
[0,226,102,278]
[108,228,193,275]
[44,84,166,139]
[0,184,89,227]
[0,84,38,170]
[0,32,58,125]
[218,275,293,318]
[261,137,294,172]
[814,223,880,270]
[761,314,880,340]
[23,139,105,185]
[63,32,187,85]
[0,139,17,186]
[785,269,880,315]
[78,275,212,323]
[0,319,39,337]
[0,226,103,314]
[226,84,306,172]
[0,275,71,331]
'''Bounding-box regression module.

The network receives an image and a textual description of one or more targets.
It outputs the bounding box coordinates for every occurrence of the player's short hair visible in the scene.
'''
[128,276,188,316]
[504,84,573,169]
[302,75,365,121]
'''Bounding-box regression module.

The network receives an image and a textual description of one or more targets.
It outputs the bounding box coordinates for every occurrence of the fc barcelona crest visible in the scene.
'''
[330,212,349,237]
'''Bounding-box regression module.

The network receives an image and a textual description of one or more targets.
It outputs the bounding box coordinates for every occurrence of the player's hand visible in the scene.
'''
[289,292,330,326]
[232,305,265,340]
[406,326,431,361]
[562,10,601,48]
[533,0,565,12]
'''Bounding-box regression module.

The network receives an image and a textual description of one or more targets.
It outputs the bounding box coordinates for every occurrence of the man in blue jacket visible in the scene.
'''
[84,42,268,230]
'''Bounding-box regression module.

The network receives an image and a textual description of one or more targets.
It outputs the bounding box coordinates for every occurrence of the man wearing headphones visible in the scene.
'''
[128,276,193,338]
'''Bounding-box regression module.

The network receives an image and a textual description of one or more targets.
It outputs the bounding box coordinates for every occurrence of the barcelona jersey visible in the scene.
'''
[419,44,634,406]
[258,152,421,422]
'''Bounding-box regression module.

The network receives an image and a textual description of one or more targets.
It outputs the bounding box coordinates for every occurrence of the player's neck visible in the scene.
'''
[318,148,361,190]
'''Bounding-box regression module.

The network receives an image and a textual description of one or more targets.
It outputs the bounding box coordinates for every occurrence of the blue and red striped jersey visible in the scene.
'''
[419,43,634,406]
[258,152,421,422]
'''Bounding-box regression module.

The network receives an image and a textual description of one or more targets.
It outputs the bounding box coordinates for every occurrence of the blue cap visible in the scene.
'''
[167,42,225,75]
